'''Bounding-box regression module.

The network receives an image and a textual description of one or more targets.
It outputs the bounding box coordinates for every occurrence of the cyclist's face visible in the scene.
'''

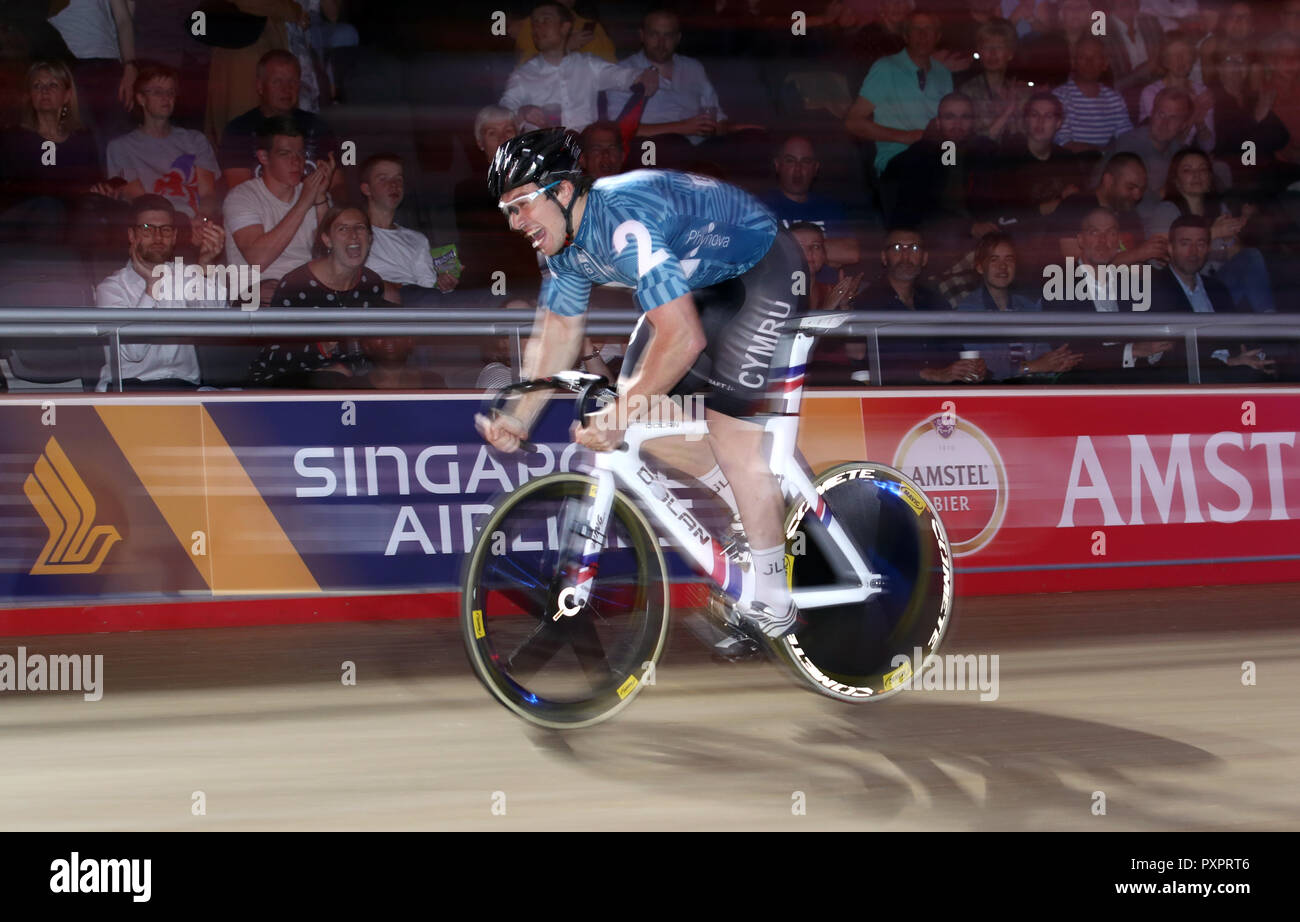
[500,181,566,256]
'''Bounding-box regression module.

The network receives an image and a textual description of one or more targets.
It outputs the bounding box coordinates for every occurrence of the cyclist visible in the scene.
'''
[475,128,807,640]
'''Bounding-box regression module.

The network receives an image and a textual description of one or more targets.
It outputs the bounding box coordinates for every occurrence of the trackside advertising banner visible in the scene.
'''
[0,388,1297,632]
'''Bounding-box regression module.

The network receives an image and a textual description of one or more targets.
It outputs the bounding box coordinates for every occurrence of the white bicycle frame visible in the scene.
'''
[554,315,884,620]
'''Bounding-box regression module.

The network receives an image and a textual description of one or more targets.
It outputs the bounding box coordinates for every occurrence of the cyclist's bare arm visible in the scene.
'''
[574,293,707,451]
[476,306,585,452]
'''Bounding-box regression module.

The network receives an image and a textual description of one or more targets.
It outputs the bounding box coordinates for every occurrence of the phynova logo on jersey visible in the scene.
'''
[893,410,1008,557]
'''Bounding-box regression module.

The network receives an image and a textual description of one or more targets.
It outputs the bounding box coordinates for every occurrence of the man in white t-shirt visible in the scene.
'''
[222,116,335,306]
[96,63,219,222]
[359,153,457,306]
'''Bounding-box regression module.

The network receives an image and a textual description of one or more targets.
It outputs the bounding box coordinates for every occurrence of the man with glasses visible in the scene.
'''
[479,129,806,648]
[223,117,335,307]
[94,194,226,391]
[859,228,956,384]
[845,8,953,175]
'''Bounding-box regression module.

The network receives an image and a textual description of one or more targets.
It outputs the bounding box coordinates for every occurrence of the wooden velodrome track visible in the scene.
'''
[0,583,1296,831]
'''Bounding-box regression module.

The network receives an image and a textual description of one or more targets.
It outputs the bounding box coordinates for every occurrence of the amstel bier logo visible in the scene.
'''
[892,410,1008,557]
[23,437,121,574]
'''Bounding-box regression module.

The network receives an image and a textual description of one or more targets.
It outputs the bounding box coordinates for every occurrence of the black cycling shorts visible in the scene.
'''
[619,229,808,418]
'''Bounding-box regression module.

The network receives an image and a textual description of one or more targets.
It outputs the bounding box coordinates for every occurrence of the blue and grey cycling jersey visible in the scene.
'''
[538,170,779,316]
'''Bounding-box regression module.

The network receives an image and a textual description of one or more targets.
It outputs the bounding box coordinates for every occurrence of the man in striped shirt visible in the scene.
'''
[1052,37,1133,152]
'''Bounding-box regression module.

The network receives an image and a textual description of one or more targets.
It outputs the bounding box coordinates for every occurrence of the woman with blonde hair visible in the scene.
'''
[0,61,101,243]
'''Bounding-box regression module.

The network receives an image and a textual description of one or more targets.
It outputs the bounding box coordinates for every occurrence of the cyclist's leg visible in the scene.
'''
[693,230,809,630]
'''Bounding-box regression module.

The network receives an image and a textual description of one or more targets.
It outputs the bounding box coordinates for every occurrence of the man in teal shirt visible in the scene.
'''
[845,9,953,175]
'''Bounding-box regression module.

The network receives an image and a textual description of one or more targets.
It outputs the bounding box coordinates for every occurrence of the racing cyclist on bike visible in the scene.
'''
[475,128,806,640]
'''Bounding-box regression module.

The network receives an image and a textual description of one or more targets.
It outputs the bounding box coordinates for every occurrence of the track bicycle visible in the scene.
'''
[461,313,955,729]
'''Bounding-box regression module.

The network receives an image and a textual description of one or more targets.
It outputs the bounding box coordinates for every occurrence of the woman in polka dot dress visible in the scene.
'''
[249,205,394,387]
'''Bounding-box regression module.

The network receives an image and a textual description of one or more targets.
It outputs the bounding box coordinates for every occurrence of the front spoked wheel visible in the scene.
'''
[777,462,955,702]
[461,473,670,729]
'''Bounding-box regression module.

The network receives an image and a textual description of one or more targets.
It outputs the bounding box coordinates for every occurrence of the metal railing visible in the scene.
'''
[0,307,1296,390]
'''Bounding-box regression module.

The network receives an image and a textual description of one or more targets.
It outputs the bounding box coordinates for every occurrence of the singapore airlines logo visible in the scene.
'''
[23,437,121,575]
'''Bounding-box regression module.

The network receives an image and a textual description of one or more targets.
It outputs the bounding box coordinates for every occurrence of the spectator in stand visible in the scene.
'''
[760,135,861,276]
[95,63,220,232]
[1101,0,1165,120]
[249,205,391,387]
[793,220,866,383]
[845,8,953,176]
[791,221,865,311]
[223,116,335,306]
[1138,31,1215,151]
[1053,206,1180,383]
[880,93,999,269]
[857,227,970,385]
[605,9,763,176]
[499,2,659,134]
[0,60,101,244]
[958,18,1031,141]
[955,232,1084,381]
[578,121,625,178]
[94,194,227,391]
[946,0,1003,60]
[1199,1,1256,87]
[984,92,1092,224]
[1054,151,1168,263]
[453,106,539,295]
[47,0,137,161]
[132,0,212,129]
[1102,87,1233,209]
[1144,147,1276,312]
[1017,0,1095,90]
[1148,214,1277,380]
[357,336,445,389]
[511,0,616,64]
[359,153,456,306]
[204,1,307,145]
[1210,43,1288,195]
[1053,37,1134,153]
[217,49,339,192]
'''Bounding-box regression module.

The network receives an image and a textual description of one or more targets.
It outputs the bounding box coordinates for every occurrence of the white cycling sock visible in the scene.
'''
[750,544,791,611]
[699,464,738,513]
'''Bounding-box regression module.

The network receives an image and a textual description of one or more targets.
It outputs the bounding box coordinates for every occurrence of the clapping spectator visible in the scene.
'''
[223,116,335,305]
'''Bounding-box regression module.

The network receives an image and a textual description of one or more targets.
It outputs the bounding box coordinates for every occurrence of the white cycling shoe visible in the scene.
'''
[732,597,799,639]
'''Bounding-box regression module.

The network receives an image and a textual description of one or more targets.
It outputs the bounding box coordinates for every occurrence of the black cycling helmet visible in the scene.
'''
[488,128,586,246]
